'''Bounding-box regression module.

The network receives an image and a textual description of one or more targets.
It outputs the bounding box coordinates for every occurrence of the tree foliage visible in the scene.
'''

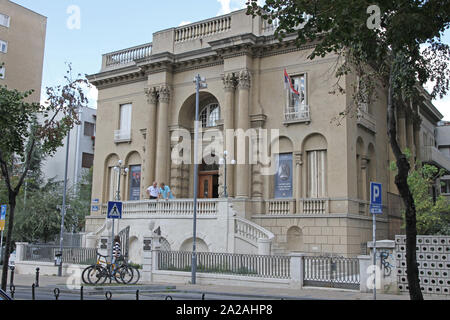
[247,0,450,300]
[0,64,89,290]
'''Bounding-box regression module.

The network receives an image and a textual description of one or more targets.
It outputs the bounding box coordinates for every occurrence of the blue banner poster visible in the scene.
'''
[275,153,293,199]
[129,165,142,201]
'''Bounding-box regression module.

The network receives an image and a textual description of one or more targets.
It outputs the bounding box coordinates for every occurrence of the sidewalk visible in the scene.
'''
[2,272,449,300]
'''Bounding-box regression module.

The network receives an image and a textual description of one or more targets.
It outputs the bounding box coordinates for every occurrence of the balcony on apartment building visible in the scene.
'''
[422,145,450,172]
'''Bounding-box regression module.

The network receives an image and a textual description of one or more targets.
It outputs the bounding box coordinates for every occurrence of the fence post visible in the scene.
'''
[142,237,153,283]
[9,266,15,287]
[35,268,40,288]
[289,253,306,289]
[257,238,272,256]
[14,242,28,263]
[358,255,371,293]
[367,240,398,294]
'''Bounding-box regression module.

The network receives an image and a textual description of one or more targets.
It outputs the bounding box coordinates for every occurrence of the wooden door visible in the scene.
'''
[199,175,213,199]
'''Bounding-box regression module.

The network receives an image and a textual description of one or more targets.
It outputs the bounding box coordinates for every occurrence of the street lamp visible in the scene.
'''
[192,74,207,285]
[219,151,236,198]
[111,160,129,262]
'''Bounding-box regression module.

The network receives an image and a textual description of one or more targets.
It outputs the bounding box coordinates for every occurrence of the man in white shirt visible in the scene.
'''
[147,181,160,200]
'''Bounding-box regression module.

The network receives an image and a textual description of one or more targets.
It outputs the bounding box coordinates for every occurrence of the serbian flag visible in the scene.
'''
[284,69,300,96]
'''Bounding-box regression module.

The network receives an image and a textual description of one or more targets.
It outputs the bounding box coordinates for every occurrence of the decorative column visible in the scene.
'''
[361,156,369,202]
[155,85,171,184]
[413,115,422,163]
[295,152,303,214]
[397,106,407,152]
[223,73,236,197]
[143,87,158,196]
[170,137,182,197]
[235,69,251,198]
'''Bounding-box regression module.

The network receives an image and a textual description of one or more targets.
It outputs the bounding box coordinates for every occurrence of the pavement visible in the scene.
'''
[2,272,449,300]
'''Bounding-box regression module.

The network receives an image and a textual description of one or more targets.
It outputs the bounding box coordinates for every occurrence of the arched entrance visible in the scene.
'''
[198,155,220,199]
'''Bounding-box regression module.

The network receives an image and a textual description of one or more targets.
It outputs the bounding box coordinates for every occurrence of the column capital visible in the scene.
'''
[295,152,303,166]
[238,69,252,90]
[159,85,171,103]
[361,156,369,169]
[145,87,159,105]
[223,73,237,92]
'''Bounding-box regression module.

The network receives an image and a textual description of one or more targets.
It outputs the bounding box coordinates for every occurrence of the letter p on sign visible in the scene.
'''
[370,182,383,214]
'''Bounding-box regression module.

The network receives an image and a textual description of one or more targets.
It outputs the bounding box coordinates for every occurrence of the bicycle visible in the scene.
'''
[82,251,133,285]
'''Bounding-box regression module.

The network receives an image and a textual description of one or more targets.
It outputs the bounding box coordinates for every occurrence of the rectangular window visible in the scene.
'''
[114,103,132,142]
[0,40,7,53]
[84,121,95,137]
[0,13,10,28]
[0,66,4,79]
[442,180,450,194]
[307,150,327,198]
[285,73,309,121]
[81,153,94,169]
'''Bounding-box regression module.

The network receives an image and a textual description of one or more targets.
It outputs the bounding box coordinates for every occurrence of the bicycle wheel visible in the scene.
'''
[81,266,94,285]
[86,265,107,285]
[129,267,140,285]
[116,265,134,284]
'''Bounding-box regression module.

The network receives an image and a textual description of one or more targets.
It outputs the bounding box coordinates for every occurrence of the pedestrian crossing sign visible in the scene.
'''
[107,201,123,219]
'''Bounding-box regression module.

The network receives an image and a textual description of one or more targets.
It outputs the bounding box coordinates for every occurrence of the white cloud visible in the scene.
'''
[217,0,265,16]
[433,96,450,121]
[87,85,98,109]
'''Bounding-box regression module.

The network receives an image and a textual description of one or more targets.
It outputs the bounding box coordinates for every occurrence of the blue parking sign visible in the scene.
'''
[370,182,383,214]
[107,201,122,219]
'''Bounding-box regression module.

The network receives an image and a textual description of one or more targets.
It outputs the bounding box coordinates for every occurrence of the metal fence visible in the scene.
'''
[303,256,360,290]
[158,251,291,279]
[22,245,97,265]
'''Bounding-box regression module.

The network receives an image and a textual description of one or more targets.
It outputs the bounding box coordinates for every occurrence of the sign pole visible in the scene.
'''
[373,210,376,300]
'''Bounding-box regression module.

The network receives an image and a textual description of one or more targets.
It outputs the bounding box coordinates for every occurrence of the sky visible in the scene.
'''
[12,0,450,120]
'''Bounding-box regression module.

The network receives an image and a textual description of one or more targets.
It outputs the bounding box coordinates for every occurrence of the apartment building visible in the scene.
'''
[84,9,446,259]
[0,0,46,102]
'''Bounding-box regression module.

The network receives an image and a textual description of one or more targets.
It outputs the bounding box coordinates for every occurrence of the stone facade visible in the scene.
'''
[86,9,442,257]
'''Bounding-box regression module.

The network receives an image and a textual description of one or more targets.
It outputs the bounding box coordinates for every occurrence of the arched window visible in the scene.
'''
[200,103,220,128]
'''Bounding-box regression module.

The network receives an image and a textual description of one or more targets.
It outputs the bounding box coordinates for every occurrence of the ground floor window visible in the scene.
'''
[307,150,327,198]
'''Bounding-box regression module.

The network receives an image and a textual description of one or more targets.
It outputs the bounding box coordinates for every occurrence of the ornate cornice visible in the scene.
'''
[238,69,252,90]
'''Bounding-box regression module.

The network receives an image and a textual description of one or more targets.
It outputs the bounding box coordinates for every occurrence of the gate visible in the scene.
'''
[303,256,360,290]
[118,226,130,259]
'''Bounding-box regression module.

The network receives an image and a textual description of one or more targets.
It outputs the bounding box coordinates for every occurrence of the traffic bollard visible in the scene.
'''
[136,290,140,301]
[10,285,15,300]
[31,283,36,300]
[9,266,15,287]
[202,293,206,300]
[35,267,40,288]
[80,286,84,301]
[54,288,60,300]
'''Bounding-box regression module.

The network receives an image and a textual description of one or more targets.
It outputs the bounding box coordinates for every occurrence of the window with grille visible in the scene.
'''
[0,40,7,53]
[82,153,94,169]
[84,121,95,137]
[0,13,10,28]
[200,103,220,128]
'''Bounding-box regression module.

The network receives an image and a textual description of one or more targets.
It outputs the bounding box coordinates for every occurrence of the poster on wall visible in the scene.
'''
[274,153,293,199]
[129,165,141,201]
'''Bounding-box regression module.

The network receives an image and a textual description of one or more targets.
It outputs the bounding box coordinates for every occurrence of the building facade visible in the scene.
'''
[436,121,450,200]
[85,9,444,260]
[41,107,97,186]
[0,0,46,102]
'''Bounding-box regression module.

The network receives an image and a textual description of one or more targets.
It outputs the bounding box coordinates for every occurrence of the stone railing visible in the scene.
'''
[103,42,153,68]
[234,216,275,245]
[261,18,280,34]
[300,198,329,214]
[101,199,218,217]
[357,109,376,133]
[284,105,310,124]
[174,15,232,42]
[266,199,296,215]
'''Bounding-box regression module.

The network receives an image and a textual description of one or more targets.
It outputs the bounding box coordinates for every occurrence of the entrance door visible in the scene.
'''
[199,175,213,199]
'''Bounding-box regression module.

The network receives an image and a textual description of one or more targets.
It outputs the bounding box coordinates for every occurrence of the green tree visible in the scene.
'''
[247,0,450,299]
[407,164,450,235]
[0,65,89,290]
